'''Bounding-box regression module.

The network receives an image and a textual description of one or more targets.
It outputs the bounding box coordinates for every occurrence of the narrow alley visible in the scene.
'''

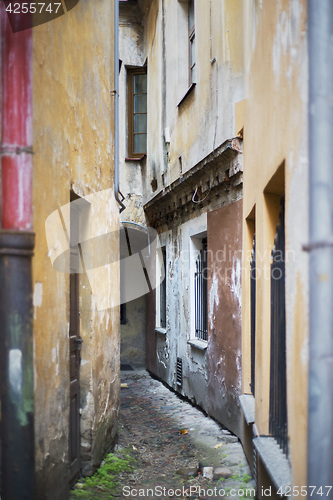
[1,0,333,498]
[71,371,255,500]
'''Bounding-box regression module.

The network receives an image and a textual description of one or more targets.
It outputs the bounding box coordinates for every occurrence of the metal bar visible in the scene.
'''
[195,265,197,336]
[250,235,256,396]
[113,0,126,212]
[1,3,33,230]
[307,0,333,489]
[194,243,208,341]
[199,250,202,339]
[204,246,206,334]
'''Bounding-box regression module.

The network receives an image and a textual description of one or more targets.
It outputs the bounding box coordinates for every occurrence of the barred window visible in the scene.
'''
[194,238,208,341]
[269,198,288,455]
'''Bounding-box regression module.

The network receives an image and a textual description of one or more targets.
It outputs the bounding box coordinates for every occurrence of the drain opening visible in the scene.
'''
[176,357,183,387]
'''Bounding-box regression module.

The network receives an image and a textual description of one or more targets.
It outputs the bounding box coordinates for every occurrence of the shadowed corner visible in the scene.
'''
[3,0,80,33]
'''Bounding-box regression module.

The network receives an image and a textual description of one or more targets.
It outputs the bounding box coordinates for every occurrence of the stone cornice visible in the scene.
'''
[144,138,243,231]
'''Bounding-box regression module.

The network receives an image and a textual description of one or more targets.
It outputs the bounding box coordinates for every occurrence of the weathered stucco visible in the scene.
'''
[241,0,308,489]
[140,0,244,201]
[32,1,120,497]
[207,200,243,437]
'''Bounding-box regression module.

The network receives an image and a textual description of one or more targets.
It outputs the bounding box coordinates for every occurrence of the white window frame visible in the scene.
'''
[155,244,167,331]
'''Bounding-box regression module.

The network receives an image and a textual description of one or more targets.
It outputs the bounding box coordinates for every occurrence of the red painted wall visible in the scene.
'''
[207,199,243,436]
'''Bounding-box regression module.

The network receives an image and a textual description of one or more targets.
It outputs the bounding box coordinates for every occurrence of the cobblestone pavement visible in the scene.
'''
[114,370,255,500]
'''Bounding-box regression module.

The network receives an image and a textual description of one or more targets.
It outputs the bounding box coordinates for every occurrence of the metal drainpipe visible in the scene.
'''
[0,5,35,499]
[307,0,333,490]
[114,0,125,213]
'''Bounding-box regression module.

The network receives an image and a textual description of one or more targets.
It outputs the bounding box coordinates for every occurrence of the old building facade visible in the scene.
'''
[33,2,120,496]
[2,0,330,497]
[119,0,245,436]
[1,1,120,498]
[240,0,309,495]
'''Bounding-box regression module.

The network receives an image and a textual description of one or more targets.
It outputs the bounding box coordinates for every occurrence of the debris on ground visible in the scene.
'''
[71,370,256,500]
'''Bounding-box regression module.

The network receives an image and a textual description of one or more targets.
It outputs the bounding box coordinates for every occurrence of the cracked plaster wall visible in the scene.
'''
[32,1,119,497]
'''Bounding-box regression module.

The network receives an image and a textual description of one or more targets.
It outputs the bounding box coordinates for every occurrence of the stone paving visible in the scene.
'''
[114,370,255,500]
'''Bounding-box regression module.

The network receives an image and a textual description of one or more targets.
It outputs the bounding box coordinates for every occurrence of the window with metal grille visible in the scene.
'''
[160,247,166,328]
[250,234,256,396]
[194,238,208,341]
[269,197,288,455]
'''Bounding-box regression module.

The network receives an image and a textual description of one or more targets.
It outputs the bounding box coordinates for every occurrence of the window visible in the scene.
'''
[176,0,197,105]
[127,68,147,158]
[194,237,208,341]
[269,197,287,455]
[188,0,196,84]
[156,245,166,330]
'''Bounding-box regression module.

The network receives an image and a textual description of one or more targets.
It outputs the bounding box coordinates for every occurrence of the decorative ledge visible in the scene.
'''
[177,83,196,107]
[155,327,167,335]
[239,394,255,425]
[253,437,292,496]
[144,137,243,231]
[187,339,207,351]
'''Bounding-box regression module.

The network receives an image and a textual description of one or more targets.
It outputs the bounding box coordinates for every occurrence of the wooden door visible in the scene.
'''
[69,194,82,484]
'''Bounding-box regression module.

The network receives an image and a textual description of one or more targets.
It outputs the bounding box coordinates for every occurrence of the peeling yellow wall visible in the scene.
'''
[241,0,308,487]
[32,1,119,496]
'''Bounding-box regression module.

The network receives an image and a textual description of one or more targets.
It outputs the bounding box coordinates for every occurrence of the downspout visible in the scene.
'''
[161,0,168,174]
[0,5,35,499]
[114,0,125,213]
[307,0,333,489]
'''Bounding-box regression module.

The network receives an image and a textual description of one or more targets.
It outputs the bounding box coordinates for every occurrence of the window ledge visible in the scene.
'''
[177,83,196,107]
[187,339,207,351]
[253,437,292,496]
[239,394,255,425]
[155,327,167,335]
[125,154,146,162]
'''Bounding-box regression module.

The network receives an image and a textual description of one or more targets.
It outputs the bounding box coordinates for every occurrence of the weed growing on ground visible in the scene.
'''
[222,473,256,500]
[71,448,135,499]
